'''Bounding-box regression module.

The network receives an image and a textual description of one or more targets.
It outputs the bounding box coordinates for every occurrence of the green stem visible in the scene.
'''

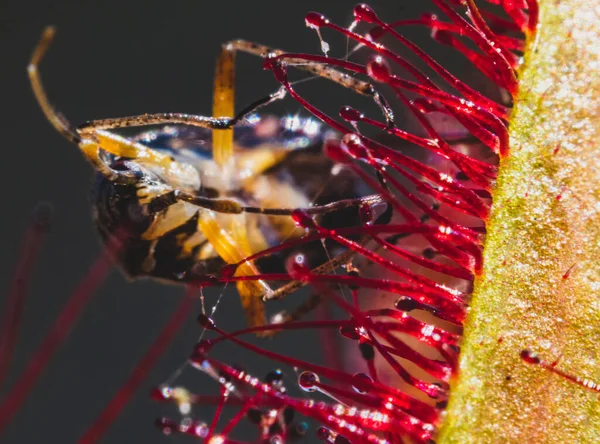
[438,0,600,442]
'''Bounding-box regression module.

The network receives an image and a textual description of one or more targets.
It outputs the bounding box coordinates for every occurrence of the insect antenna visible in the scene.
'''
[28,26,81,145]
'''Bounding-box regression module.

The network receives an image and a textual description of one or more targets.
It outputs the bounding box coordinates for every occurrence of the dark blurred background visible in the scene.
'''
[0,1,488,442]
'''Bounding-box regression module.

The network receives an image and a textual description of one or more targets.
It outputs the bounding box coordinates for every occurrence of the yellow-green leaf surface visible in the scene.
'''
[438,0,600,442]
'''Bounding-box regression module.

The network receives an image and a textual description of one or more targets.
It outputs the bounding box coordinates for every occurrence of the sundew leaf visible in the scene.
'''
[439,0,600,442]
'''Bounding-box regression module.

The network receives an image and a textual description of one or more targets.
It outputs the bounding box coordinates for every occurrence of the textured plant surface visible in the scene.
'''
[440,0,600,441]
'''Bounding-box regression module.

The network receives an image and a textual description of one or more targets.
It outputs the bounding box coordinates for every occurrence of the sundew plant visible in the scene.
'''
[1,0,599,443]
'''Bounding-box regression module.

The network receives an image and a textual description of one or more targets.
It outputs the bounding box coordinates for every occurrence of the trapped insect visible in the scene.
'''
[29,26,390,330]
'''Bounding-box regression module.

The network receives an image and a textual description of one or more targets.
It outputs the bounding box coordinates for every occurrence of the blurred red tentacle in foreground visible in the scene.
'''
[0,231,123,436]
[0,203,53,388]
[78,287,196,443]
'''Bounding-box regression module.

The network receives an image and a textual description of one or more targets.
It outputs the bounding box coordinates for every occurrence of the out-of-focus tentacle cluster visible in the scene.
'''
[154,1,537,442]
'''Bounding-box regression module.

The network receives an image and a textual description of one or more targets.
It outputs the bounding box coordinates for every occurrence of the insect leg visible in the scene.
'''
[241,195,387,216]
[238,240,368,338]
[212,42,287,166]
[197,211,271,330]
[279,292,323,324]
[78,113,238,134]
[257,292,324,338]
[222,39,395,128]
[213,41,288,167]
[262,243,361,302]
[212,40,235,166]
[170,190,386,217]
[76,90,286,136]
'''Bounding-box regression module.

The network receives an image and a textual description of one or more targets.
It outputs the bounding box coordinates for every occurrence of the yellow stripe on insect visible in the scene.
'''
[212,44,235,167]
